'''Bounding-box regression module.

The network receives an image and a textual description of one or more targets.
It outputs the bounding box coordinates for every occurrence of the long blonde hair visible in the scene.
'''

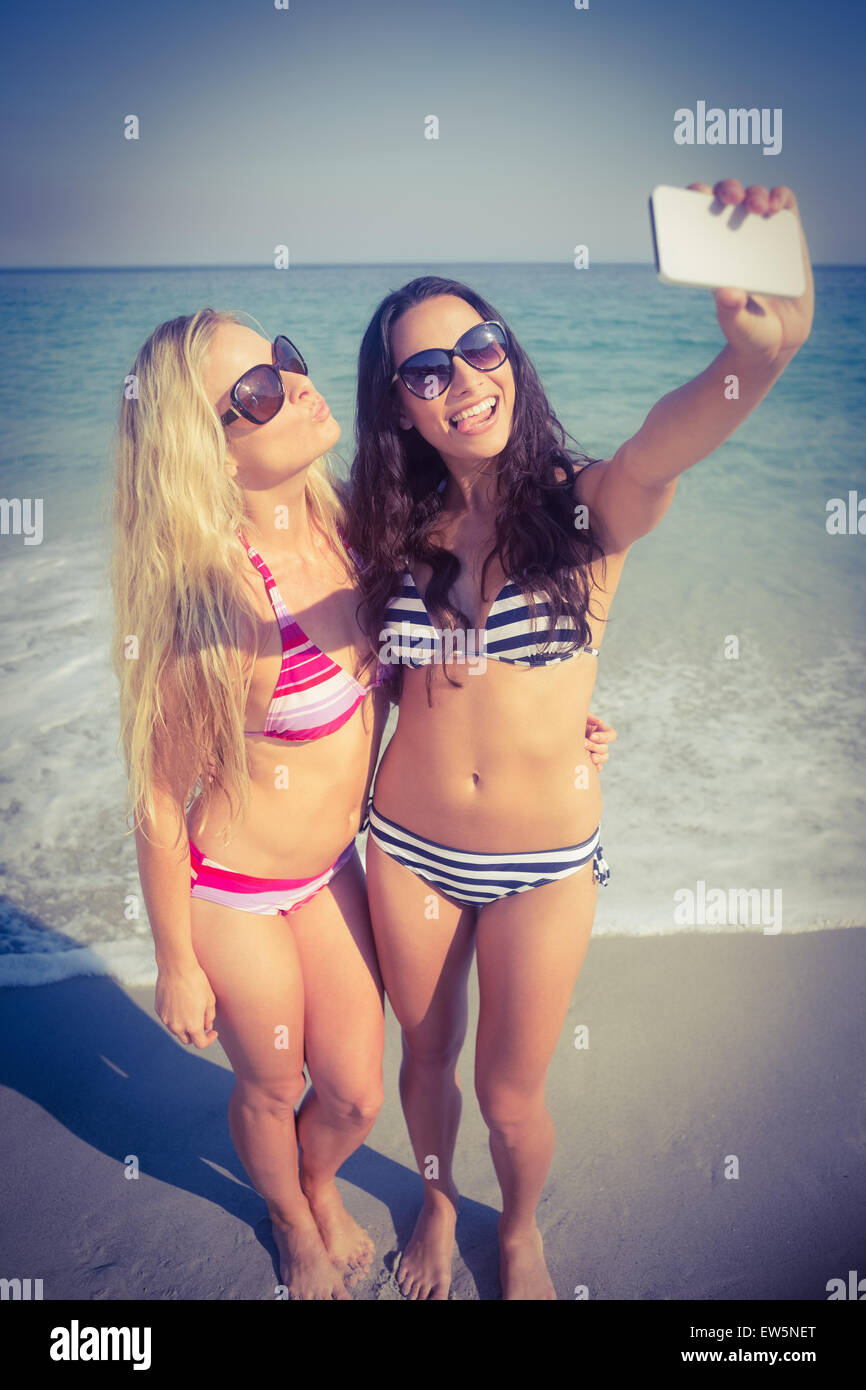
[111,307,351,841]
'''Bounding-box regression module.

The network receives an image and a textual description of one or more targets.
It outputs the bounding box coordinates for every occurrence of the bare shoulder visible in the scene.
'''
[573,451,677,554]
[573,457,610,506]
[572,458,630,562]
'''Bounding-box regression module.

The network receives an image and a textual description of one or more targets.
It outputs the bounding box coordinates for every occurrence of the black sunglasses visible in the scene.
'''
[220,335,308,426]
[391,320,509,400]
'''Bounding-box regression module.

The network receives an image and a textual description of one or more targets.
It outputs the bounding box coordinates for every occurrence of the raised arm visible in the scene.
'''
[577,179,814,554]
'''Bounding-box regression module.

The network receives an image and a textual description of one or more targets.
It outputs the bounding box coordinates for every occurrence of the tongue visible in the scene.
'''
[455,404,493,433]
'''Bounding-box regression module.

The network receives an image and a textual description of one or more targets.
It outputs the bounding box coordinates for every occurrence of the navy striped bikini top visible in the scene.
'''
[381,569,599,668]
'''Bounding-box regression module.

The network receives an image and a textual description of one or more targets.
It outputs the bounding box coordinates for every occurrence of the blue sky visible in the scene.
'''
[1,0,863,266]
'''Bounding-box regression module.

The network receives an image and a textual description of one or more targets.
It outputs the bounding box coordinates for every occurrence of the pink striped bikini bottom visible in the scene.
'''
[189,839,355,917]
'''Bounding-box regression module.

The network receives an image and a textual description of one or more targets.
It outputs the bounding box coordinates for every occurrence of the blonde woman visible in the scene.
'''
[111,308,617,1300]
[112,309,393,1300]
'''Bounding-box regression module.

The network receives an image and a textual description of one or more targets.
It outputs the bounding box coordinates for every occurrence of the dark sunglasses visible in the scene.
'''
[220,335,308,426]
[391,320,509,400]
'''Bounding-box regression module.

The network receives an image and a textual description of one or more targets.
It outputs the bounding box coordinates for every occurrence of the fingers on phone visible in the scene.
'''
[713,177,746,204]
[692,179,794,218]
[743,185,771,214]
[768,184,794,213]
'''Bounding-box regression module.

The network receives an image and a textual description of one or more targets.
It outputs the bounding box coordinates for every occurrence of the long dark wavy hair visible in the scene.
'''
[342,276,608,702]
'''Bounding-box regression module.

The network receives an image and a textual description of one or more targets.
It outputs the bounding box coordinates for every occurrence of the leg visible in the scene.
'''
[288,848,385,1284]
[474,861,598,1300]
[365,834,476,1300]
[189,896,349,1300]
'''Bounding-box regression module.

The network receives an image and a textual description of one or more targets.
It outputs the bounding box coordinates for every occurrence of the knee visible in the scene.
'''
[318,1078,385,1127]
[476,1083,546,1144]
[401,1028,464,1073]
[233,1073,307,1120]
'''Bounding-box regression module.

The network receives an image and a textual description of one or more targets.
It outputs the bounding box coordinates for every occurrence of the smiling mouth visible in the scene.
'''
[449,396,498,431]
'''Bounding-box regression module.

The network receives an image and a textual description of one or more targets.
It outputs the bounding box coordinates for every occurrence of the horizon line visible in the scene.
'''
[2,259,655,273]
[1,260,862,273]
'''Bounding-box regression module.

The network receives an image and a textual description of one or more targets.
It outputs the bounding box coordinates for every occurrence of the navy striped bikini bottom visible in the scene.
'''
[364,800,610,908]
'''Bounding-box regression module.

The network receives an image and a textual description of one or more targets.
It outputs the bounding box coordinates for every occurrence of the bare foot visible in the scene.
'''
[397,1194,457,1300]
[272,1214,351,1300]
[499,1222,556,1300]
[303,1180,375,1287]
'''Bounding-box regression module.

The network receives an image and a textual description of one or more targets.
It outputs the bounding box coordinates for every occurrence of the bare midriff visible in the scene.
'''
[373,648,602,852]
[185,537,387,879]
[187,697,381,879]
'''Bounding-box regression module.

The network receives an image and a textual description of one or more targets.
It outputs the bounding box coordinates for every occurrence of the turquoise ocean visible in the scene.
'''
[0,264,864,986]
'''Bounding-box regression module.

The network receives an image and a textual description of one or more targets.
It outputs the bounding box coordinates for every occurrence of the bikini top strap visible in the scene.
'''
[238,529,276,587]
[336,520,366,571]
[237,530,292,640]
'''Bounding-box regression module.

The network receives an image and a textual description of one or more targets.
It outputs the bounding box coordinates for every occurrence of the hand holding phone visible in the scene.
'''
[649,183,806,298]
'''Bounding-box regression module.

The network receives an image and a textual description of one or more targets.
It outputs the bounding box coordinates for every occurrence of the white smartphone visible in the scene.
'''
[649,184,805,298]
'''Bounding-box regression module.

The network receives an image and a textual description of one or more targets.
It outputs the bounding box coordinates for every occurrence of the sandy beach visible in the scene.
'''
[1,927,863,1301]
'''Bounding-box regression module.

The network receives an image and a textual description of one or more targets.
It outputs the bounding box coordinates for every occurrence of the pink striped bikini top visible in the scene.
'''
[239,531,382,742]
